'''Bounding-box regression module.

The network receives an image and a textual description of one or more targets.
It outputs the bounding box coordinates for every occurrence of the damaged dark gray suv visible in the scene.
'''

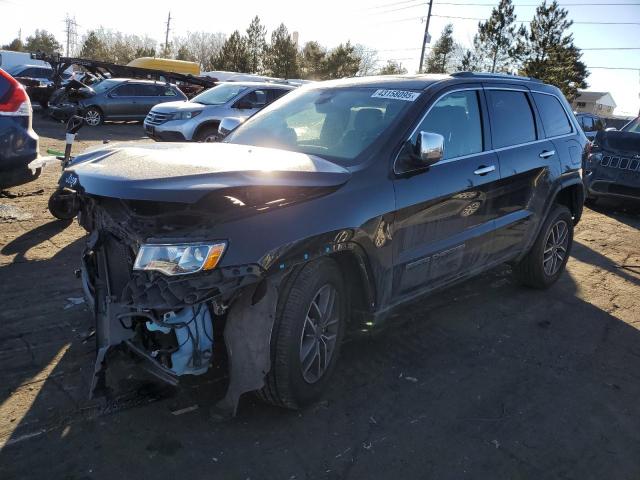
[63,73,587,417]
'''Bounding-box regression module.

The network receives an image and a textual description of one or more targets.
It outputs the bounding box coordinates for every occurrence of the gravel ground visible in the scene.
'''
[0,116,639,480]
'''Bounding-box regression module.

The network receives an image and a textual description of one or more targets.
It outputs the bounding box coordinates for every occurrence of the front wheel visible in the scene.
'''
[513,205,573,289]
[258,258,346,409]
[83,107,103,127]
[196,125,220,142]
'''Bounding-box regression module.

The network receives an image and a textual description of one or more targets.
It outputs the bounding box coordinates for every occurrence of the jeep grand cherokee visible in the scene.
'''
[61,72,587,417]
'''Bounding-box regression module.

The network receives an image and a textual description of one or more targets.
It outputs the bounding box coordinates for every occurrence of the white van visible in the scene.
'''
[0,50,49,71]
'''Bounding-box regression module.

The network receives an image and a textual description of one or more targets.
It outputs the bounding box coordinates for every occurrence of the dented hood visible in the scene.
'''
[67,142,351,203]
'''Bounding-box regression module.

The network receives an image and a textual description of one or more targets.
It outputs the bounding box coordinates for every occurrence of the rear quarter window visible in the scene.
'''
[486,90,536,148]
[533,93,572,137]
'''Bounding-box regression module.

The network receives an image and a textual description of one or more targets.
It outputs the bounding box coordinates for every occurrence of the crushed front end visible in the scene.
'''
[78,194,271,417]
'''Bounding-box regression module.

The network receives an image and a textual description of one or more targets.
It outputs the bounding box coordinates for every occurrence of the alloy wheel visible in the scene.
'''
[543,219,569,276]
[299,283,340,384]
[84,109,101,126]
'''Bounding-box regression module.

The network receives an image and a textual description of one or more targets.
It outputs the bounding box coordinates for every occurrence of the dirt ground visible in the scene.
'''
[0,116,639,480]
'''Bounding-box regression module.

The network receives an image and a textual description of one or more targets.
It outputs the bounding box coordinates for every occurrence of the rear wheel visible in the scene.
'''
[258,258,346,409]
[513,205,573,289]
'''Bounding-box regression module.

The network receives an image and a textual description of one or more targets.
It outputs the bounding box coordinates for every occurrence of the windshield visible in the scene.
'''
[192,83,249,106]
[91,79,120,94]
[226,86,417,162]
[622,117,640,134]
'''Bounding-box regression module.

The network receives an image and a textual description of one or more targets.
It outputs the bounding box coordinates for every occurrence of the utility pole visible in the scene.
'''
[164,11,172,57]
[418,0,434,73]
[63,14,79,57]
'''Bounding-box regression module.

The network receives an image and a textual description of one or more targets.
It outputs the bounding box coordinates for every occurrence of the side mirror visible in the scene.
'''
[414,131,444,167]
[218,117,243,138]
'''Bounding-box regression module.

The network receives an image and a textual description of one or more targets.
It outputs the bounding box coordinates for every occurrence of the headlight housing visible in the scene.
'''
[171,110,202,120]
[133,242,226,276]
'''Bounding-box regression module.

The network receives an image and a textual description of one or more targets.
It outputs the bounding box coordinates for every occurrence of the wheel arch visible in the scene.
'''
[193,119,221,140]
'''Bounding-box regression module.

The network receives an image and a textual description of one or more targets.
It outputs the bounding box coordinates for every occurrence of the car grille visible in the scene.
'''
[600,155,640,172]
[145,111,172,125]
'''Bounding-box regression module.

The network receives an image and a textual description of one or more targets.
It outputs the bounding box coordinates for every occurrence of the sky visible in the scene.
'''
[1,0,639,116]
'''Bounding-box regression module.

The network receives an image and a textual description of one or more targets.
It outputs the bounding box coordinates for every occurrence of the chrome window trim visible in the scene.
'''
[393,85,577,175]
[393,87,483,174]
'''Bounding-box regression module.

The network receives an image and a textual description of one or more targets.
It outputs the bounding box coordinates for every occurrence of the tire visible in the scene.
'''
[196,125,220,142]
[258,258,346,409]
[48,190,79,220]
[83,107,103,127]
[512,204,573,289]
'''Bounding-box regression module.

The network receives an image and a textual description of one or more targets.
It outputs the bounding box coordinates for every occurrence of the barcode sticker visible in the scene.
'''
[371,89,420,101]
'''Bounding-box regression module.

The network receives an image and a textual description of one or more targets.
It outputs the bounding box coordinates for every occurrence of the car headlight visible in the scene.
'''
[171,110,202,120]
[133,242,226,276]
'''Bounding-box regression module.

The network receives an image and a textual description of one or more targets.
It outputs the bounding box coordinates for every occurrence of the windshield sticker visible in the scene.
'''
[371,89,420,102]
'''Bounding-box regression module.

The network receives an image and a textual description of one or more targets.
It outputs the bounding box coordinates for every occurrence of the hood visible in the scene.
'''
[68,142,351,203]
[595,130,640,156]
[150,101,205,113]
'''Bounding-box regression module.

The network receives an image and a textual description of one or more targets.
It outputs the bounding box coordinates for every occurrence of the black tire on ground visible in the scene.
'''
[512,204,574,289]
[196,125,220,142]
[258,258,346,409]
[83,107,103,127]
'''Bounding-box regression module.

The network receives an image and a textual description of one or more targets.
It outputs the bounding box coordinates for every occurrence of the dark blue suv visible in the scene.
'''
[0,68,40,189]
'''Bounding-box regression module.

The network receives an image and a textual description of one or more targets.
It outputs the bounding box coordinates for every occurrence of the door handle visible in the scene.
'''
[473,165,496,176]
[539,150,555,158]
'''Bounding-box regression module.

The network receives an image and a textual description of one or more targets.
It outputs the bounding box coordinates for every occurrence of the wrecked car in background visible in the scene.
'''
[584,116,640,204]
[62,73,587,417]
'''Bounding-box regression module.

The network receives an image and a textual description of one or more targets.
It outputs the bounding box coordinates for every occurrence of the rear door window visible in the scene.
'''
[411,89,483,160]
[533,93,572,137]
[486,90,536,148]
[268,89,289,102]
[111,84,137,97]
[135,84,160,96]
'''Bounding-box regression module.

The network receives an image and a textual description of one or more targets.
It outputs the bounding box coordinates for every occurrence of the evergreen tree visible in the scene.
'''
[264,24,300,78]
[458,50,480,71]
[519,0,588,100]
[474,0,521,73]
[79,31,109,60]
[2,38,24,52]
[24,29,62,54]
[323,42,360,79]
[379,60,407,75]
[246,16,267,73]
[300,41,327,79]
[214,31,250,72]
[425,24,457,74]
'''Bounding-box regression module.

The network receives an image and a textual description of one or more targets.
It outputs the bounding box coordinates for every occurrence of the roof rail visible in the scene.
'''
[451,71,542,83]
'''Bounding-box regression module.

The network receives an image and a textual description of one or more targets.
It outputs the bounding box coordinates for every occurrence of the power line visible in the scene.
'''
[430,13,640,24]
[586,66,640,70]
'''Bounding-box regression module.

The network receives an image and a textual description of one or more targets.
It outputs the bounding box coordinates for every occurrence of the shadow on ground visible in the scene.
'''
[0,212,639,480]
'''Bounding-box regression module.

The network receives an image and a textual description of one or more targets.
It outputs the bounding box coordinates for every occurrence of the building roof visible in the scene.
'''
[574,91,617,108]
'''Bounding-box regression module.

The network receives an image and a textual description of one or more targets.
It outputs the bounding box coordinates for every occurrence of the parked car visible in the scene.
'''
[0,68,40,189]
[620,115,639,134]
[575,112,606,141]
[583,121,640,204]
[144,81,294,142]
[48,78,187,127]
[60,72,587,416]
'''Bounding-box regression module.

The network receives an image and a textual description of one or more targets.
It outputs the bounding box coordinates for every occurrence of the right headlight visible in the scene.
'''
[133,242,226,276]
[171,110,202,120]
